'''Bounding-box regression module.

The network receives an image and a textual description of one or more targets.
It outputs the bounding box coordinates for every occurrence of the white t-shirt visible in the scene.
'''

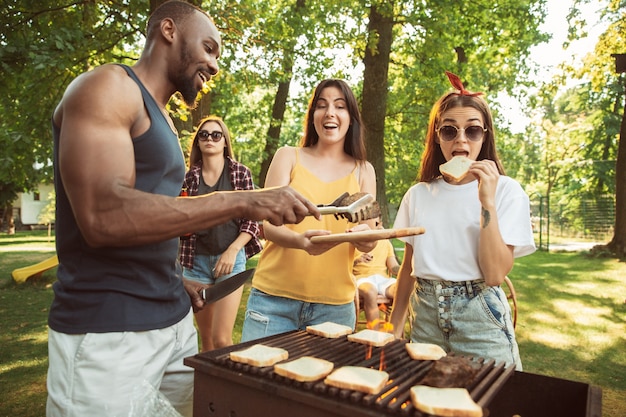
[393,176,536,282]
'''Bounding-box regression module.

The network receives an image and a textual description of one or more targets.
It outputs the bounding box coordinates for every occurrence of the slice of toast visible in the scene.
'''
[347,329,394,347]
[274,356,334,382]
[324,366,389,395]
[306,322,353,338]
[440,156,473,182]
[405,342,447,360]
[229,344,288,367]
[410,385,483,417]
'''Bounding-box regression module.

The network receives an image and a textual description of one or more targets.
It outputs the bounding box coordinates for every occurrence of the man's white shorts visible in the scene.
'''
[46,309,197,417]
[356,274,396,296]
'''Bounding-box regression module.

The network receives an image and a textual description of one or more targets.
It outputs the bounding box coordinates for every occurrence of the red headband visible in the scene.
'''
[445,71,483,97]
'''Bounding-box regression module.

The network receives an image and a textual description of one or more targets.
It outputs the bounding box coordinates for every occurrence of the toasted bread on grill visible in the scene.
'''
[324,366,389,395]
[347,329,394,347]
[306,321,353,338]
[405,342,447,361]
[410,385,483,417]
[440,156,473,182]
[229,344,288,367]
[274,356,334,382]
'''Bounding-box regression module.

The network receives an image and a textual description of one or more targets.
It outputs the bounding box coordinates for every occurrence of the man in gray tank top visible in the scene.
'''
[47,1,320,416]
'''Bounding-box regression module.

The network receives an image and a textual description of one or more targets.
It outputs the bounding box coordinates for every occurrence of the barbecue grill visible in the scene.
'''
[184,330,602,417]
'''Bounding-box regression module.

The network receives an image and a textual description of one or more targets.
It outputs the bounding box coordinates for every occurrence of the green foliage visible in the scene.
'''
[524,0,624,238]
[0,0,147,210]
[0,0,621,241]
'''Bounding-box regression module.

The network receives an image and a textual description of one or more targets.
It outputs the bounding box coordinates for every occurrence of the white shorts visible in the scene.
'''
[46,309,198,417]
[356,274,396,296]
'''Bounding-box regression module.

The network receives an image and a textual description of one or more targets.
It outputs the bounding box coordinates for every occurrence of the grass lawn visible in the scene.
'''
[1,231,624,416]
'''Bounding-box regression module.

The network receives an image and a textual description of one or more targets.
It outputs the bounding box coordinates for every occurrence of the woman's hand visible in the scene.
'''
[214,247,237,278]
[301,229,340,255]
[349,223,376,253]
[469,159,499,208]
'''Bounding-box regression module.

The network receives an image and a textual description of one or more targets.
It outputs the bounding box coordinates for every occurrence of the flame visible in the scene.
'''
[379,349,386,371]
[366,345,372,360]
[380,382,398,400]
[366,319,394,333]
[367,319,381,330]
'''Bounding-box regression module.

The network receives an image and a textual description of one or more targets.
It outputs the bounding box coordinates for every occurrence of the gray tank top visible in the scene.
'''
[49,64,189,333]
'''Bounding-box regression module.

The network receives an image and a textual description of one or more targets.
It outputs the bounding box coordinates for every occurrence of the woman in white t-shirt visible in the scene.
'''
[389,72,536,370]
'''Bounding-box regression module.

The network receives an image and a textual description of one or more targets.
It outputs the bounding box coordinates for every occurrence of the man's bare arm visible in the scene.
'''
[55,66,317,248]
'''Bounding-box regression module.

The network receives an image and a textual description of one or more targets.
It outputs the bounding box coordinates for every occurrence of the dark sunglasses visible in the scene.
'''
[197,130,224,142]
[437,125,486,142]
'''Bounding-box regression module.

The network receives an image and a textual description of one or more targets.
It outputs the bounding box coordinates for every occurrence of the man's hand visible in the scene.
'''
[182,278,207,313]
[241,186,320,226]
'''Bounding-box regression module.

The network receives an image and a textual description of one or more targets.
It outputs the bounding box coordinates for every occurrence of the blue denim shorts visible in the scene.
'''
[240,288,356,342]
[182,249,246,285]
[410,278,522,370]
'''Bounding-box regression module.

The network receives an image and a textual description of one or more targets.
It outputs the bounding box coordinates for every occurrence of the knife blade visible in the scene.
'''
[200,268,255,304]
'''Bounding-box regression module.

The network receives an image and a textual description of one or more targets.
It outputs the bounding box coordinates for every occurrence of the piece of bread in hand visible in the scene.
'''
[229,344,288,367]
[410,385,483,417]
[440,156,473,182]
[347,329,394,347]
[324,366,389,395]
[274,356,334,382]
[306,321,353,338]
[405,342,447,361]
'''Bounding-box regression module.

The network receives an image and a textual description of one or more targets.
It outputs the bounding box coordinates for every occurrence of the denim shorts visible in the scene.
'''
[183,249,246,285]
[410,278,522,370]
[240,288,356,342]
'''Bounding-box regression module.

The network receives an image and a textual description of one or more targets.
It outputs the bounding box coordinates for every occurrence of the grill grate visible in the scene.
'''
[197,330,514,416]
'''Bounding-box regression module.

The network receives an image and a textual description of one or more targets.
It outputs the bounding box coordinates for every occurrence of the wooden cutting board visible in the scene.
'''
[310,227,425,243]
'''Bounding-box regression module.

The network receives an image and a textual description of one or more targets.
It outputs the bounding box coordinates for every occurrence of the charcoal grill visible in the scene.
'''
[184,330,602,417]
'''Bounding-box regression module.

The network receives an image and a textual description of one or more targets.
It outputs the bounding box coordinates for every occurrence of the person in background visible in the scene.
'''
[353,217,400,323]
[389,71,535,370]
[241,79,377,341]
[179,116,262,351]
[47,1,318,416]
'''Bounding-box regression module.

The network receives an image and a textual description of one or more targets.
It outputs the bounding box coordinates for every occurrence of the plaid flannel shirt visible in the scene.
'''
[178,157,263,268]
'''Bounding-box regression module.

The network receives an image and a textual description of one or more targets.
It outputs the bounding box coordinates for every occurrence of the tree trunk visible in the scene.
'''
[3,203,15,234]
[258,77,292,187]
[608,81,626,257]
[361,4,394,226]
[258,0,305,187]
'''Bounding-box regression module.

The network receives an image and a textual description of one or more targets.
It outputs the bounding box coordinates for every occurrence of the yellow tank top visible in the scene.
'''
[353,239,395,278]
[252,148,361,304]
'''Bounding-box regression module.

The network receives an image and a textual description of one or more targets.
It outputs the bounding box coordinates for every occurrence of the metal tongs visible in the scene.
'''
[315,192,380,223]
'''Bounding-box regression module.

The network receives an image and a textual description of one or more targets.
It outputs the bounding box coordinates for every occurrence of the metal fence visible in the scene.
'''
[530,194,615,249]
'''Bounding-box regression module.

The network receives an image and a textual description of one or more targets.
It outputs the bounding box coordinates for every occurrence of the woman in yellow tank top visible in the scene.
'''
[241,79,377,342]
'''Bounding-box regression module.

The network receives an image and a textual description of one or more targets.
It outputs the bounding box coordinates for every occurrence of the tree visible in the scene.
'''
[0,0,147,230]
[542,0,626,256]
[354,0,549,223]
[1,0,559,234]
[361,2,393,226]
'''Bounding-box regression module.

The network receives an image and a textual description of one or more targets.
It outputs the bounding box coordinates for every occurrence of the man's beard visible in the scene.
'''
[174,39,200,108]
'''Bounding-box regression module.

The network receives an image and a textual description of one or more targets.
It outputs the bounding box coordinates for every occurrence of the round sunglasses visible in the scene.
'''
[437,125,486,142]
[197,130,224,142]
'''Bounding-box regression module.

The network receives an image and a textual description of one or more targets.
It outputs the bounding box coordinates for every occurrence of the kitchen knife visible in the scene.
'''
[200,268,255,304]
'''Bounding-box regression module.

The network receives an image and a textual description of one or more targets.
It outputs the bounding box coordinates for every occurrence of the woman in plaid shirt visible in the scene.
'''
[179,116,262,351]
